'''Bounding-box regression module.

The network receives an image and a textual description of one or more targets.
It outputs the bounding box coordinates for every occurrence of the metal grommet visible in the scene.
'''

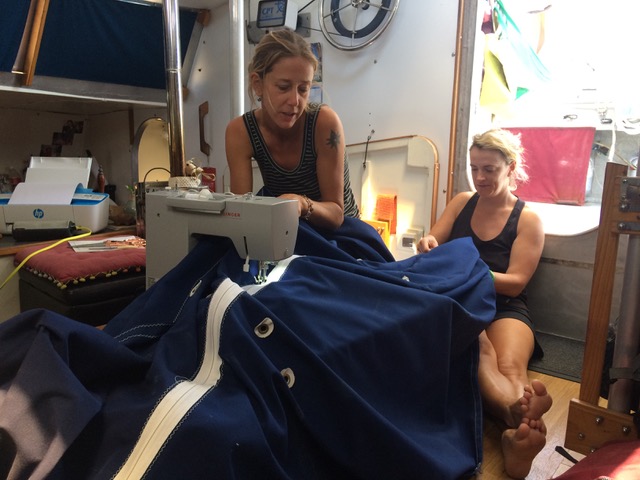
[254,317,274,338]
[281,368,295,388]
[189,279,202,297]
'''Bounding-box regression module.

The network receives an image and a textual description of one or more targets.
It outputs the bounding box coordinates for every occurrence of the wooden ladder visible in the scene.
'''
[565,162,640,454]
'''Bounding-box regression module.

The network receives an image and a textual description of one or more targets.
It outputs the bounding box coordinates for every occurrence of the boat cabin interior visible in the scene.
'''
[0,1,639,479]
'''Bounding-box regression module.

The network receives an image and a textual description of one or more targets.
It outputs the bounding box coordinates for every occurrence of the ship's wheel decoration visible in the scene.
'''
[319,0,400,51]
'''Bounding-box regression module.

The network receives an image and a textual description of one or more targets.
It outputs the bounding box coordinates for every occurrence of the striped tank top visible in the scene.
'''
[243,102,360,218]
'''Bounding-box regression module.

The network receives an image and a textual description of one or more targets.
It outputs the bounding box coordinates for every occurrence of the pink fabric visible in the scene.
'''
[506,127,595,205]
[15,241,145,286]
[554,440,640,480]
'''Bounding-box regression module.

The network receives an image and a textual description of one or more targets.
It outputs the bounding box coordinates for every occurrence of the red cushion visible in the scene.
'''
[14,239,145,287]
[554,440,640,480]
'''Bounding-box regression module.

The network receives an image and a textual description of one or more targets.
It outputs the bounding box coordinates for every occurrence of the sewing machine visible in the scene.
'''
[144,189,299,288]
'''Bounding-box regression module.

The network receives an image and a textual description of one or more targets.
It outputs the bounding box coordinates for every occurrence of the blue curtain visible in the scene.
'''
[1,0,198,90]
[0,0,31,73]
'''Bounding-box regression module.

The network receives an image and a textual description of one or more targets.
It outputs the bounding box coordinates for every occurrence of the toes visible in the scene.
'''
[514,422,530,440]
[531,379,550,399]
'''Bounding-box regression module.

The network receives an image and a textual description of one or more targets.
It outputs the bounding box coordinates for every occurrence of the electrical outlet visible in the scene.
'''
[399,226,424,249]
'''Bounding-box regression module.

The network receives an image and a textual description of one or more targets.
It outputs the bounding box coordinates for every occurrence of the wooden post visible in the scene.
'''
[22,0,50,86]
[565,162,640,455]
[580,162,627,404]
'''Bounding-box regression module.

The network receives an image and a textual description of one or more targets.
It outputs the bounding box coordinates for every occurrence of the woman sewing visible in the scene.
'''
[225,29,359,231]
[417,128,552,479]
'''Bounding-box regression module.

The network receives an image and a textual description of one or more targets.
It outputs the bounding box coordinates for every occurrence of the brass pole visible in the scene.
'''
[447,0,466,204]
[11,0,37,75]
[23,0,50,86]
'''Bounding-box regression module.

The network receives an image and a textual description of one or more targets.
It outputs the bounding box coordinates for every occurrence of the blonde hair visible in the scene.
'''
[470,128,529,189]
[248,29,318,106]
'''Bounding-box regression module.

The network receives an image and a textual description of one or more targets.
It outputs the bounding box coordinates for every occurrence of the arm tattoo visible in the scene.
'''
[326,130,341,150]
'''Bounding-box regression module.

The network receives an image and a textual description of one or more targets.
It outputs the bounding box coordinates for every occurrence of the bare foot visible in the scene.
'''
[520,379,552,421]
[502,419,547,479]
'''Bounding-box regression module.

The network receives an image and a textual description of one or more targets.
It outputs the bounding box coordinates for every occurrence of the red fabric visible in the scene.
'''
[15,240,145,286]
[554,440,640,480]
[506,127,595,205]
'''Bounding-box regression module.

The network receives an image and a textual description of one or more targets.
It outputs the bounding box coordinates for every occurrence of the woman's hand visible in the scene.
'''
[416,235,439,253]
[279,193,306,218]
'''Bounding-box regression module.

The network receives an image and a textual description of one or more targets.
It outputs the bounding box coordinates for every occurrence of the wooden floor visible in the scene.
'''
[473,371,585,480]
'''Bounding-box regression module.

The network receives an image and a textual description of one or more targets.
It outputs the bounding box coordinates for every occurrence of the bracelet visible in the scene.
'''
[489,270,495,281]
[302,194,314,221]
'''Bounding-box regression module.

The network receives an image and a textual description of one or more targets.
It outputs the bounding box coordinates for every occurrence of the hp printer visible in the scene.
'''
[0,157,110,240]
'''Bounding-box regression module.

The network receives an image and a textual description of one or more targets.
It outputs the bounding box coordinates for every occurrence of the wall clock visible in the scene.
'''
[319,0,400,51]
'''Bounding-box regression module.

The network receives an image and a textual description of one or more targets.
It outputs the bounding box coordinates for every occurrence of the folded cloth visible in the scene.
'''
[375,193,397,234]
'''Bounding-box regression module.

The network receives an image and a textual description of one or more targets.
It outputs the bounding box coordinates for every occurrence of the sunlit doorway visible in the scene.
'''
[460,0,640,235]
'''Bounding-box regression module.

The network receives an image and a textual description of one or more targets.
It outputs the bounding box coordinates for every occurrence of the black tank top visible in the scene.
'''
[449,193,527,304]
[243,102,360,218]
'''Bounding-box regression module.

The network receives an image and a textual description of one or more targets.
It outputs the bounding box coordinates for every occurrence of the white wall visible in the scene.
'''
[85,107,166,205]
[0,110,88,187]
[183,2,233,189]
[0,106,166,206]
[184,0,461,218]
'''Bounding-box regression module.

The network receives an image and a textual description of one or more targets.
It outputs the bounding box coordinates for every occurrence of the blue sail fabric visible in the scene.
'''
[0,218,495,480]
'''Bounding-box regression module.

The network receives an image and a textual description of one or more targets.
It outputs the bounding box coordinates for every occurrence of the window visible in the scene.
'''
[472,0,640,235]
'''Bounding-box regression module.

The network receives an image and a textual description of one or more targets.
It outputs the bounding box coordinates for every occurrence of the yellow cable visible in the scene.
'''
[0,227,93,290]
